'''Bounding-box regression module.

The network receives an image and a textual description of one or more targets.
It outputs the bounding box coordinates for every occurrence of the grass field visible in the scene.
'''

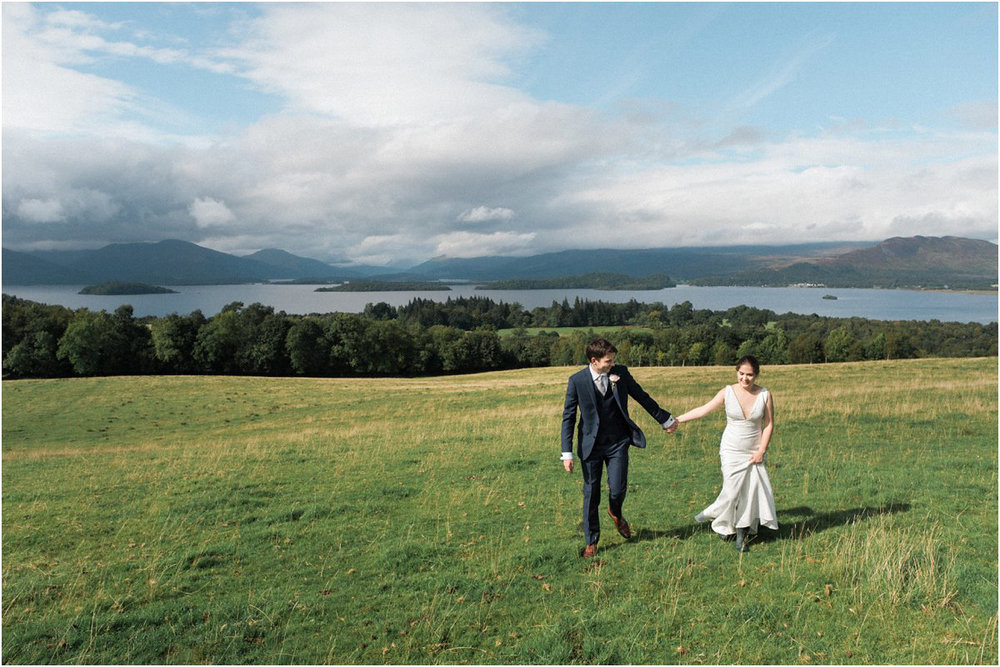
[2,358,997,664]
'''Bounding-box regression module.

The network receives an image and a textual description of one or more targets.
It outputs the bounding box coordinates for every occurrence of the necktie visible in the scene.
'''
[598,373,608,395]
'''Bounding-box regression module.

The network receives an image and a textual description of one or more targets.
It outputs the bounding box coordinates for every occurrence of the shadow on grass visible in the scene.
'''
[763,501,912,542]
[632,522,705,543]
[583,523,704,554]
[597,501,912,552]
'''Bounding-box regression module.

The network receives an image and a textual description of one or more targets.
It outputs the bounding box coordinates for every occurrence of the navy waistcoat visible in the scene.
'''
[595,383,630,446]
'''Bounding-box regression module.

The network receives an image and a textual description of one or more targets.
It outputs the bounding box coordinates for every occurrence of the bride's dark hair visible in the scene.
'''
[736,355,760,375]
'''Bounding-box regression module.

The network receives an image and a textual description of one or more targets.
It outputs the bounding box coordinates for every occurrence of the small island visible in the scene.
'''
[477,272,676,291]
[822,294,839,300]
[316,281,451,292]
[79,282,177,295]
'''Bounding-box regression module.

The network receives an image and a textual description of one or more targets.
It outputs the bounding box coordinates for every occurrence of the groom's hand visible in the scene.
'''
[563,459,574,473]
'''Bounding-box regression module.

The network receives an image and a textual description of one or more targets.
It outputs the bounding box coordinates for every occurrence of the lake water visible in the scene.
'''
[3,283,996,324]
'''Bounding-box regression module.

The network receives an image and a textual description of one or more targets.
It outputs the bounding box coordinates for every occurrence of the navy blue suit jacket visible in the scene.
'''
[561,364,671,461]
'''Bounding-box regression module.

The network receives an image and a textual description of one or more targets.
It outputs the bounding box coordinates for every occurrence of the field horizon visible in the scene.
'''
[3,358,997,664]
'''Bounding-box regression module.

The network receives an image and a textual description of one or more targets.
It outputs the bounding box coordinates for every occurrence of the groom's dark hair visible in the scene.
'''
[586,337,617,362]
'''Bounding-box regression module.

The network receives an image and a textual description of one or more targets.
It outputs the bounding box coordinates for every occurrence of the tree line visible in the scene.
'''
[3,294,996,379]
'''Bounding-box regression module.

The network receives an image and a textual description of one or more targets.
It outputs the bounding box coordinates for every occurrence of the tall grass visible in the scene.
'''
[3,358,996,663]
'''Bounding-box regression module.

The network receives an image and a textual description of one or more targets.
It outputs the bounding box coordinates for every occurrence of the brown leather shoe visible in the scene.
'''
[607,508,632,539]
[582,543,598,558]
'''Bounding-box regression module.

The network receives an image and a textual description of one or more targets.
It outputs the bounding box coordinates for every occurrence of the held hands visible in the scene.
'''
[562,416,679,473]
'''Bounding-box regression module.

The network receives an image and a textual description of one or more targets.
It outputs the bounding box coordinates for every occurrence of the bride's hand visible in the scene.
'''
[749,449,765,464]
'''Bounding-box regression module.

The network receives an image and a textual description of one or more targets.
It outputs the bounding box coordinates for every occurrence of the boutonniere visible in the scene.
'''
[609,374,620,390]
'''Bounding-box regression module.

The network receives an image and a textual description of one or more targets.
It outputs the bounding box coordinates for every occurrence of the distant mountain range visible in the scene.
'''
[2,236,995,290]
[406,242,871,281]
[2,240,375,286]
[691,236,998,290]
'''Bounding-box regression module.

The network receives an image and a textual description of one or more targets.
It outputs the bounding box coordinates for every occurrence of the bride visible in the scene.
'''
[676,355,777,553]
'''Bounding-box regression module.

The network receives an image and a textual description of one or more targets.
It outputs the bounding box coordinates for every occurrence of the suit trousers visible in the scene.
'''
[581,436,630,545]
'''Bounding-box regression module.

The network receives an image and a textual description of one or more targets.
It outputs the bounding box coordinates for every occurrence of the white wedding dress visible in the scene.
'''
[695,385,778,536]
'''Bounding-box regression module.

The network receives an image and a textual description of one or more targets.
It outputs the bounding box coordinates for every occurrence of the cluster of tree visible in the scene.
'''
[79,282,177,295]
[3,294,996,379]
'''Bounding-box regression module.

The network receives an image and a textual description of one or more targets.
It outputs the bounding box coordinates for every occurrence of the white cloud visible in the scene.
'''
[189,197,236,227]
[4,117,995,262]
[949,101,999,131]
[458,206,516,224]
[1,3,232,143]
[16,198,65,223]
[344,234,412,267]
[223,3,545,126]
[553,131,997,248]
[434,231,537,258]
[46,8,124,32]
[1,5,138,135]
[2,3,995,266]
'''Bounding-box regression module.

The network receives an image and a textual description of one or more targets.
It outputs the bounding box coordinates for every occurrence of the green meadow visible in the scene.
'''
[2,358,997,664]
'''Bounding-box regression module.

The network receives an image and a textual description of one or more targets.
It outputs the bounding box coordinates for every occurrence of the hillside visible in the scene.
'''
[3,236,993,289]
[693,236,998,290]
[244,248,362,281]
[3,239,864,286]
[87,240,289,284]
[2,249,91,285]
[4,241,394,285]
[7,240,285,285]
[408,242,869,281]
[830,235,996,272]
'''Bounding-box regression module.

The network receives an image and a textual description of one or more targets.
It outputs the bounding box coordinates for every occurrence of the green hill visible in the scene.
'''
[1,248,91,285]
[409,242,868,282]
[835,235,997,272]
[2,359,996,664]
[5,236,994,289]
[245,248,359,281]
[694,236,998,290]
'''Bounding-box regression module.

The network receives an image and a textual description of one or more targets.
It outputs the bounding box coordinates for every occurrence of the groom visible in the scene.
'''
[561,337,677,557]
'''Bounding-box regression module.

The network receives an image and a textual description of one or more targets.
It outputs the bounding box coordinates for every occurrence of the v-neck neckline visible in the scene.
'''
[731,384,762,420]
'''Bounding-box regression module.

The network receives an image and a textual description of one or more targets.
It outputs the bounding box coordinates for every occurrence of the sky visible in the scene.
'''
[2,2,997,268]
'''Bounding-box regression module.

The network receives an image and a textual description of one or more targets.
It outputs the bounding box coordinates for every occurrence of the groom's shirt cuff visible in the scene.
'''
[560,452,573,461]
[661,416,676,429]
